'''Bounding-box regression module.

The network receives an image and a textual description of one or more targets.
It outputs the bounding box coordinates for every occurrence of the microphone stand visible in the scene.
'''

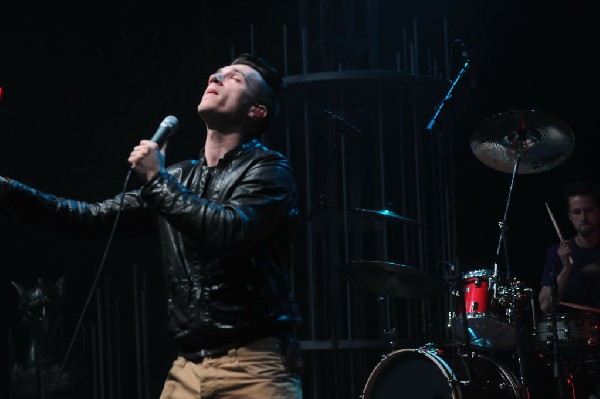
[308,110,361,221]
[307,124,339,221]
[425,59,470,133]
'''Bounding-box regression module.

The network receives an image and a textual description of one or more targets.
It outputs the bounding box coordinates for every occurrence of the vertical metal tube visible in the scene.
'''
[338,77,354,399]
[103,278,114,398]
[283,25,289,77]
[413,94,428,337]
[301,84,318,399]
[302,89,316,340]
[113,299,123,399]
[427,49,432,77]
[377,83,387,261]
[132,265,143,399]
[301,28,308,74]
[443,18,450,80]
[250,23,255,54]
[141,273,150,398]
[409,43,415,75]
[90,326,99,399]
[95,289,105,399]
[403,28,408,72]
[412,18,419,75]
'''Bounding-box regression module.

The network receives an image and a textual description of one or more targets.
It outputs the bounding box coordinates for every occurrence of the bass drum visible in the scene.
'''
[362,346,527,399]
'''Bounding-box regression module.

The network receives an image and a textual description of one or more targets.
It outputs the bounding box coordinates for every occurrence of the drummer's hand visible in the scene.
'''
[557,240,573,267]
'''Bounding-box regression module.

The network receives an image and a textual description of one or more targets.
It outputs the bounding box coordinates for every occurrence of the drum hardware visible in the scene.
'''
[338,260,445,352]
[548,267,570,399]
[470,109,575,175]
[360,344,528,398]
[448,261,478,396]
[350,207,423,227]
[469,109,575,282]
[337,261,445,299]
[468,110,575,394]
[535,313,600,355]
[450,270,534,351]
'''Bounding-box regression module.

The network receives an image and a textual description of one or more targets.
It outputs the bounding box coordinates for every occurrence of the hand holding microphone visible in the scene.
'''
[128,115,179,182]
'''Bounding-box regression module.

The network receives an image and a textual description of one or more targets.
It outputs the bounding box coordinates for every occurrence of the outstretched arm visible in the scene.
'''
[0,175,155,237]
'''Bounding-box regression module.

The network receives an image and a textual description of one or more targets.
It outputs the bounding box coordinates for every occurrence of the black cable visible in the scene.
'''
[47,168,133,399]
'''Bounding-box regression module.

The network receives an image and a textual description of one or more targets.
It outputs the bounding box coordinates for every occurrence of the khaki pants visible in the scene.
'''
[160,336,303,398]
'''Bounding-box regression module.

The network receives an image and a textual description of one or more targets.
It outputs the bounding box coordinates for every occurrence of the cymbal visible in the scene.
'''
[351,208,422,226]
[470,109,575,174]
[581,260,600,277]
[338,260,444,298]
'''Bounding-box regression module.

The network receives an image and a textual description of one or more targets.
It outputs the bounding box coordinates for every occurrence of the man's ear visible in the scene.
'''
[249,104,267,120]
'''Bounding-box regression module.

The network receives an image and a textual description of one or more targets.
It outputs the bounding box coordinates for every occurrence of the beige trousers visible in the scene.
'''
[159,336,303,398]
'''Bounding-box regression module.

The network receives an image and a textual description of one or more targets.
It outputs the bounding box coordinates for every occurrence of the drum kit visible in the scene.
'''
[338,110,600,398]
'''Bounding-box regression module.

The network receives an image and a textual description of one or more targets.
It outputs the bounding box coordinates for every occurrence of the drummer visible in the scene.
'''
[538,180,600,314]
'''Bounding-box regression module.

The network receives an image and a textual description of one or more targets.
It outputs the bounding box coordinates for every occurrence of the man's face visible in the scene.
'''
[198,64,262,120]
[568,195,600,236]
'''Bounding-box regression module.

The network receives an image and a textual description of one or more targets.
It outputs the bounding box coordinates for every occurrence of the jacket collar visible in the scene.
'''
[199,138,261,168]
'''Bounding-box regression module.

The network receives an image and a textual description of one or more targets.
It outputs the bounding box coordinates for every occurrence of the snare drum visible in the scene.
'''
[362,345,526,398]
[535,313,600,357]
[452,269,531,350]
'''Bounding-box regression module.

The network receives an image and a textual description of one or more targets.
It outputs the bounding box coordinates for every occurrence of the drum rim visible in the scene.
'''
[361,347,525,398]
[454,312,512,319]
[361,348,457,397]
[462,269,503,278]
[539,312,600,321]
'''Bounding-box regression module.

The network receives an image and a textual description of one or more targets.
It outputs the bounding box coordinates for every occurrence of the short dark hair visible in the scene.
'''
[564,180,600,208]
[231,53,285,135]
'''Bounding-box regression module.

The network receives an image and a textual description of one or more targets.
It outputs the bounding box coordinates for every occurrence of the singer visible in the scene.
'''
[0,53,303,398]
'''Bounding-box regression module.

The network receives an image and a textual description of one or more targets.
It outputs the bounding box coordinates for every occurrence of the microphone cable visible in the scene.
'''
[47,115,177,398]
[47,168,134,399]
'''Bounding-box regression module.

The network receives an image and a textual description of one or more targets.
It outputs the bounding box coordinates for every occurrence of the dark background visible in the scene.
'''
[1,0,599,397]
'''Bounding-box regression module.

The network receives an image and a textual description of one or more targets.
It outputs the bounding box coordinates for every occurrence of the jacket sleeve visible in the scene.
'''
[0,176,156,237]
[140,154,298,256]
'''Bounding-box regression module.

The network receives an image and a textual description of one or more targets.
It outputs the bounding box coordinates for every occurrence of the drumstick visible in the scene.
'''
[545,202,574,264]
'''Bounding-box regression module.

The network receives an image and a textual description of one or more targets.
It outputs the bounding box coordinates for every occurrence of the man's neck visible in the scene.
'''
[576,233,600,248]
[204,130,244,167]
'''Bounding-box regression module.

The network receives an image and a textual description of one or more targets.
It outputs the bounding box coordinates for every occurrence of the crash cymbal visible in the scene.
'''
[470,109,575,174]
[338,260,444,298]
[581,260,600,277]
[351,208,422,226]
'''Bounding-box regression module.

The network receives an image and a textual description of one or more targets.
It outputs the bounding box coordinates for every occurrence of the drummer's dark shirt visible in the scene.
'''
[540,238,600,311]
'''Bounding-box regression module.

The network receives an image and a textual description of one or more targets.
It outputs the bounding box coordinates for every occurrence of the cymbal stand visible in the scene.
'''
[494,152,535,393]
[381,290,398,353]
[494,153,520,282]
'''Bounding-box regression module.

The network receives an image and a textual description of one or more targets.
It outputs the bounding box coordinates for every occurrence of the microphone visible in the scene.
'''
[461,49,470,62]
[151,115,179,147]
[322,109,362,133]
[458,42,476,90]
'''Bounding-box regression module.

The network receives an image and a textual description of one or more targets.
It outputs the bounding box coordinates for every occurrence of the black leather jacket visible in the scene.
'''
[0,138,302,357]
